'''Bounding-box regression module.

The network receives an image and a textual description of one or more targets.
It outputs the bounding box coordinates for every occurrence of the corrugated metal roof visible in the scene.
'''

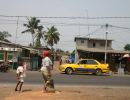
[0,40,21,47]
[22,47,39,53]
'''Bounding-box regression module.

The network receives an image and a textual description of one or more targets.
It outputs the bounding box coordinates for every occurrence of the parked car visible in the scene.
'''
[59,59,110,75]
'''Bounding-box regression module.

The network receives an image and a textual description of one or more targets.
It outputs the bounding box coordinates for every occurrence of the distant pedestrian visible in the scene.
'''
[40,50,54,92]
[15,61,26,92]
[59,56,62,65]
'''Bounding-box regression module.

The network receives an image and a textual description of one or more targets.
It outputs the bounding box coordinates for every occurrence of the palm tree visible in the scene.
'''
[0,31,11,42]
[35,25,45,48]
[22,17,40,47]
[45,26,60,49]
[45,26,60,65]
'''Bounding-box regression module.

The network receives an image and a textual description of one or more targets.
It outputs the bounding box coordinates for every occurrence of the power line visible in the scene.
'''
[0,14,130,19]
[0,18,102,26]
[0,15,130,28]
[0,21,103,26]
[109,25,130,30]
[109,29,130,34]
[86,25,104,36]
[75,26,103,37]
[0,18,18,22]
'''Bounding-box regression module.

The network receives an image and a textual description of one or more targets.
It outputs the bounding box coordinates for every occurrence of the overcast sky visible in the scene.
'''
[0,0,130,52]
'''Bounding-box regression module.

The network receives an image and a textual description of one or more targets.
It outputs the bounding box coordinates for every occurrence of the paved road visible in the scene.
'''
[0,71,130,87]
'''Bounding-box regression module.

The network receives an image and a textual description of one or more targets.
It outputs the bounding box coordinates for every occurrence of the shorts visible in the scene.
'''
[19,77,24,82]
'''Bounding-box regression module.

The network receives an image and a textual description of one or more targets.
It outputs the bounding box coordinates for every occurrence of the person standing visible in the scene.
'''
[15,61,26,92]
[40,50,54,92]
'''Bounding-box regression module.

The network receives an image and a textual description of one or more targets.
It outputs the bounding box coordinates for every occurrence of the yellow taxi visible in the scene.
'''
[59,59,110,75]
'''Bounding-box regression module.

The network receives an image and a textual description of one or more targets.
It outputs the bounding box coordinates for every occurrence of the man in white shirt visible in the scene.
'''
[40,50,54,92]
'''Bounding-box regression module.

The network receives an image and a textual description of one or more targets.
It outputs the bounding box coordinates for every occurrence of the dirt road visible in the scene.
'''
[1,84,130,100]
[1,61,130,100]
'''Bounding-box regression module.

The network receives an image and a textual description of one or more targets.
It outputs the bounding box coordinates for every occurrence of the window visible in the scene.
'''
[81,40,84,44]
[100,43,110,47]
[107,43,109,47]
[0,51,4,61]
[93,42,96,47]
[79,60,87,64]
[87,60,98,65]
[100,43,105,47]
[8,51,13,60]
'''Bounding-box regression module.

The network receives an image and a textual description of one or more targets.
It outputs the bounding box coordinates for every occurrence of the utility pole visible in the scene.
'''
[78,23,80,36]
[13,16,19,70]
[104,24,108,64]
[15,16,19,43]
[75,40,79,63]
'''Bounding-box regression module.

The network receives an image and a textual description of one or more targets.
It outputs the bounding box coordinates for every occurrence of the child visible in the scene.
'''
[15,61,26,92]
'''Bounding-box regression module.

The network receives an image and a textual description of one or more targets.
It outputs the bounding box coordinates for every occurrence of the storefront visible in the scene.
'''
[0,47,21,69]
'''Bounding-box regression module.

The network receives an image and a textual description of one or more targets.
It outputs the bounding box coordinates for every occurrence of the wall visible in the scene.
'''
[75,38,112,50]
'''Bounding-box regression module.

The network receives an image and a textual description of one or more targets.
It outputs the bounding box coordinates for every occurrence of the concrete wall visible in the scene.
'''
[75,38,112,50]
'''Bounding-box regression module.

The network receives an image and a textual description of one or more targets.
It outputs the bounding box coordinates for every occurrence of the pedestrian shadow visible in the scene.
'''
[22,89,32,92]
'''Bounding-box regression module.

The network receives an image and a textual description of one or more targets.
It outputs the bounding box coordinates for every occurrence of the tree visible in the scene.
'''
[35,25,45,48]
[45,26,60,65]
[0,31,11,42]
[55,48,64,53]
[45,26,60,49]
[28,43,33,47]
[124,44,130,51]
[22,17,40,47]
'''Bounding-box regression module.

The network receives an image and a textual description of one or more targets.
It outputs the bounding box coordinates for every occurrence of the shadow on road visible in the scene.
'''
[60,72,110,76]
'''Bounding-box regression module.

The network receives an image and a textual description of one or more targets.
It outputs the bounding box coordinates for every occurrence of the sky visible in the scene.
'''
[0,0,130,52]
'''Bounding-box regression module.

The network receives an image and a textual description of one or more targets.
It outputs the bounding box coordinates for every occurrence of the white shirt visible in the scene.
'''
[16,66,26,77]
[41,57,52,71]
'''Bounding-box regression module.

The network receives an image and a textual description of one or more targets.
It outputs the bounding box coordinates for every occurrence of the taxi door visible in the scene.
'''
[85,59,98,73]
[76,60,87,72]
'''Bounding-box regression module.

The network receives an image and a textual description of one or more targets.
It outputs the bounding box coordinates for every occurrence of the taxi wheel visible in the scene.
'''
[65,68,73,75]
[95,69,102,76]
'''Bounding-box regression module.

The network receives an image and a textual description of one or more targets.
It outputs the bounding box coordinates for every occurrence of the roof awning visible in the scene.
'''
[0,47,21,51]
[77,46,130,54]
[22,47,39,53]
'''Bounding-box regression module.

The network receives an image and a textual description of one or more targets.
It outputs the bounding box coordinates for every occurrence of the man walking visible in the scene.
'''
[40,50,54,92]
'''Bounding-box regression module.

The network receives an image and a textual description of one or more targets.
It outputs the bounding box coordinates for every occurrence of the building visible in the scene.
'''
[0,41,41,70]
[75,37,113,50]
[0,41,21,69]
[75,37,130,72]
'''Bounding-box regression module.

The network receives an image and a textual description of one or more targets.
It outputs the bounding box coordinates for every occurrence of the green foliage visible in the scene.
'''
[22,17,41,47]
[124,44,130,51]
[22,17,40,34]
[22,18,60,49]
[0,31,11,42]
[35,25,45,48]
[45,26,60,48]
[55,48,64,53]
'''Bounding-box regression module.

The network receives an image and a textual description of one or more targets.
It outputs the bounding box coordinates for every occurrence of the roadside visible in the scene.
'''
[1,84,130,100]
[1,61,130,100]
